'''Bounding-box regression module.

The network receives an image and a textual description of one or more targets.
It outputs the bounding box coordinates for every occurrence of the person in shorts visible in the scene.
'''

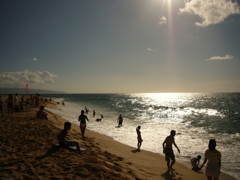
[58,122,81,154]
[162,130,180,171]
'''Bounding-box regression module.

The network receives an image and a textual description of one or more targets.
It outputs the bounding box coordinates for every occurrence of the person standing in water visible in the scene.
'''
[200,139,221,180]
[162,130,180,171]
[78,110,89,140]
[136,126,143,151]
[117,114,123,127]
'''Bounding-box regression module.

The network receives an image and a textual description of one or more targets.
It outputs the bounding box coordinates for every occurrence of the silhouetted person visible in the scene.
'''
[136,126,143,151]
[7,94,14,113]
[36,106,48,120]
[191,155,201,171]
[85,106,89,114]
[200,139,221,180]
[58,122,81,154]
[162,130,180,171]
[78,110,89,140]
[118,114,123,127]
[93,110,96,117]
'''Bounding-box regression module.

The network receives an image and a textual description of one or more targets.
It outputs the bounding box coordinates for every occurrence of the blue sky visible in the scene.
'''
[0,0,240,93]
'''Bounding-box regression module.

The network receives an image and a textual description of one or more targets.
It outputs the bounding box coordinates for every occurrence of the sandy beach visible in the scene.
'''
[0,99,237,180]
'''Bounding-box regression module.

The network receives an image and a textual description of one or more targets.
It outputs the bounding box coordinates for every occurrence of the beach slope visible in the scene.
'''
[0,103,236,179]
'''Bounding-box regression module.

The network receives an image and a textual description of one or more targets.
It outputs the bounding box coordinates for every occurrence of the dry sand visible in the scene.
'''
[0,100,236,180]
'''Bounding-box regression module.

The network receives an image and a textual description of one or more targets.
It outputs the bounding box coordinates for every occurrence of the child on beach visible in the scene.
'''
[57,122,81,154]
[162,130,180,171]
[136,126,143,151]
[191,155,201,171]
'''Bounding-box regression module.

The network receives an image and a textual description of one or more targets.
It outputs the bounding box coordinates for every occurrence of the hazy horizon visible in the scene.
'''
[1,0,240,93]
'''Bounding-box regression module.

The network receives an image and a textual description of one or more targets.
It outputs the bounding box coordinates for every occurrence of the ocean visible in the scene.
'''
[45,93,240,179]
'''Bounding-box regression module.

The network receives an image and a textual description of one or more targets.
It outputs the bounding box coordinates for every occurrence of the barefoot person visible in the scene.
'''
[78,110,89,140]
[136,126,143,151]
[200,139,221,180]
[57,122,81,154]
[162,130,180,171]
[117,114,123,127]
[191,155,201,171]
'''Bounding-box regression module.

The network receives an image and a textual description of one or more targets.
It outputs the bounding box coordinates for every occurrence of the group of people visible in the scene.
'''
[0,93,45,115]
[56,108,221,180]
[162,130,221,180]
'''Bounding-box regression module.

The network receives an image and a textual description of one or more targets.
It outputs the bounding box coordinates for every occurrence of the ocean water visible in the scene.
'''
[45,93,240,179]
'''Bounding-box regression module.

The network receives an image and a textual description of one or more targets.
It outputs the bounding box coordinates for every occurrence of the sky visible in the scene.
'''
[0,0,240,93]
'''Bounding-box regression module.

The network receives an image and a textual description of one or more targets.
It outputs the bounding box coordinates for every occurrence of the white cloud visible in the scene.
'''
[33,58,38,62]
[180,0,240,26]
[0,70,58,88]
[146,48,156,52]
[207,54,234,61]
[158,16,167,25]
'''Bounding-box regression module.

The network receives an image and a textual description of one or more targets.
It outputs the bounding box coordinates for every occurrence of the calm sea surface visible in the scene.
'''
[45,93,240,179]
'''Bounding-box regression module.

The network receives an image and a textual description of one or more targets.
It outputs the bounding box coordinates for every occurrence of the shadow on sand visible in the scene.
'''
[131,149,141,153]
[37,146,60,160]
[161,169,182,180]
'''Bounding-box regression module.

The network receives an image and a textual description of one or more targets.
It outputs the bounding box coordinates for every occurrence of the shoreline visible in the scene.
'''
[45,102,237,180]
[0,99,237,179]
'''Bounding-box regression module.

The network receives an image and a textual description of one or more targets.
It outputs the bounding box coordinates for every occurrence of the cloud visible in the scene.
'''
[207,54,234,61]
[180,0,240,26]
[32,58,38,62]
[0,70,58,88]
[158,16,167,25]
[146,48,156,52]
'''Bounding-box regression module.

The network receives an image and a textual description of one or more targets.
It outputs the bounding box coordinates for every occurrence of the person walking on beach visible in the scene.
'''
[162,130,180,171]
[93,110,96,118]
[200,139,221,180]
[78,110,89,140]
[136,126,143,151]
[117,114,123,127]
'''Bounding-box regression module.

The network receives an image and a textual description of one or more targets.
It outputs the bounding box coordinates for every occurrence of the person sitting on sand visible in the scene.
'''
[200,139,221,180]
[136,126,143,151]
[162,130,180,171]
[58,122,81,154]
[36,106,48,120]
[191,155,201,171]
